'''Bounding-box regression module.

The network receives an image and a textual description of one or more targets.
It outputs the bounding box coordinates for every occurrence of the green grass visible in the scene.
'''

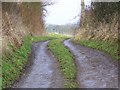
[48,39,78,88]
[2,35,56,88]
[0,60,2,90]
[74,40,119,60]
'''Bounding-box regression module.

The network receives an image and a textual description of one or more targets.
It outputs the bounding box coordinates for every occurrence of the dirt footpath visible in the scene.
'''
[13,41,64,88]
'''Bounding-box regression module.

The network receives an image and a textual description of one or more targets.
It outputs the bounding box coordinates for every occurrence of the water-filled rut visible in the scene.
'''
[64,39,118,88]
[13,41,64,88]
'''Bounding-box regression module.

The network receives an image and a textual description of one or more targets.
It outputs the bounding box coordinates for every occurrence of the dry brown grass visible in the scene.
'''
[0,2,2,54]
[75,11,118,43]
[19,3,45,36]
[2,2,45,53]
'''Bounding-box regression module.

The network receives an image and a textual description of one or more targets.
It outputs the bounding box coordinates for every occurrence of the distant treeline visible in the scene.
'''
[46,24,79,35]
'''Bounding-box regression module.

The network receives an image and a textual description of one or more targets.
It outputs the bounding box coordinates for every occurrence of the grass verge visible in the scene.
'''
[74,40,119,60]
[48,39,78,88]
[2,35,55,88]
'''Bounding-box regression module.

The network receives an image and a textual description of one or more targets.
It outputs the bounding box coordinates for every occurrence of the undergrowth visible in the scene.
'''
[48,39,78,88]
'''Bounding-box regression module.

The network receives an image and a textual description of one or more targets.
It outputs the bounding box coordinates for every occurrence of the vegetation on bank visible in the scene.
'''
[74,40,119,60]
[2,2,45,53]
[0,58,1,90]
[48,39,78,88]
[74,2,119,60]
[2,36,56,88]
[75,3,118,42]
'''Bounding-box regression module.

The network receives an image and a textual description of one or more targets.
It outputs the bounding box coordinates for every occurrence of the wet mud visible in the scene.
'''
[13,41,64,88]
[64,39,118,88]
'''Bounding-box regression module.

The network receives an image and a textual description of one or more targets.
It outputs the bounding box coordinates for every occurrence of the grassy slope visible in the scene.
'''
[48,39,78,88]
[74,40,119,60]
[2,36,55,88]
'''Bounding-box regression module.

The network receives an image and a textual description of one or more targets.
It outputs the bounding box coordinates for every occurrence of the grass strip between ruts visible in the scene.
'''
[48,39,78,88]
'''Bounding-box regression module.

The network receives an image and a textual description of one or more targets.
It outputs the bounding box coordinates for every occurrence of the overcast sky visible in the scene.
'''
[44,0,91,25]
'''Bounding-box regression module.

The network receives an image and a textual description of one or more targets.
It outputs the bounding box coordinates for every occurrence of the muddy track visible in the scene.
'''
[13,41,64,88]
[64,39,118,88]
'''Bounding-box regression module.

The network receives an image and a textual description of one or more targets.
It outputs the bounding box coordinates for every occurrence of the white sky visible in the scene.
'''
[44,0,91,25]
